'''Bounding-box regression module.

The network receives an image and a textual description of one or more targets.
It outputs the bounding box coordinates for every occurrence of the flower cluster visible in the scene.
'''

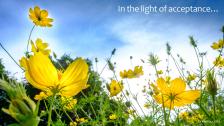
[120,66,144,79]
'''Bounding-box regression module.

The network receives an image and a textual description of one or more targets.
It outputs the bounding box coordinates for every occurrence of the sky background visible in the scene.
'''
[0,0,224,114]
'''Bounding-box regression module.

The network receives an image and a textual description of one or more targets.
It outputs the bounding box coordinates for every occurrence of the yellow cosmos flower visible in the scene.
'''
[153,78,200,109]
[109,80,123,97]
[132,66,144,78]
[187,74,196,81]
[211,39,224,50]
[109,114,117,120]
[61,97,77,110]
[120,69,134,79]
[31,38,51,55]
[34,91,52,100]
[69,122,77,126]
[213,56,224,67]
[156,70,163,75]
[76,118,88,123]
[29,6,53,27]
[19,52,89,97]
[120,66,143,79]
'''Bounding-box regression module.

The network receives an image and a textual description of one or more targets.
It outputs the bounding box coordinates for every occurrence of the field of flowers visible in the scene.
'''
[0,6,224,126]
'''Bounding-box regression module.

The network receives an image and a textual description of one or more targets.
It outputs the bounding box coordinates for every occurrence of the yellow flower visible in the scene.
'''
[153,78,200,109]
[34,91,52,100]
[211,39,224,50]
[213,56,224,67]
[109,80,123,97]
[69,122,77,126]
[109,114,117,120]
[132,66,144,78]
[29,6,53,27]
[76,118,88,123]
[144,103,150,108]
[179,111,189,120]
[127,109,135,115]
[19,52,89,97]
[187,74,196,81]
[61,97,77,110]
[120,66,143,79]
[156,70,163,75]
[165,76,171,83]
[31,38,51,55]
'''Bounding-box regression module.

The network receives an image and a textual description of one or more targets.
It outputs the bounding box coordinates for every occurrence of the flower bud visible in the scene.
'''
[206,70,218,96]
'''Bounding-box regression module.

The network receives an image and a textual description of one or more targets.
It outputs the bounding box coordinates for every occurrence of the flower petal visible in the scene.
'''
[157,78,169,94]
[40,10,48,17]
[59,58,88,87]
[170,78,186,94]
[26,53,58,90]
[175,90,201,106]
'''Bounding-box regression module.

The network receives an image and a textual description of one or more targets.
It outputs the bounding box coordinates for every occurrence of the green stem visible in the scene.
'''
[47,102,53,126]
[47,96,55,126]
[0,43,24,71]
[162,95,167,126]
[26,25,35,53]
[212,95,216,120]
[64,110,74,123]
[81,91,97,117]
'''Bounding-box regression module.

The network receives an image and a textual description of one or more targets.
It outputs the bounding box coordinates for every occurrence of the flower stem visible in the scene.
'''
[0,43,24,71]
[212,95,216,120]
[47,96,55,126]
[26,25,35,53]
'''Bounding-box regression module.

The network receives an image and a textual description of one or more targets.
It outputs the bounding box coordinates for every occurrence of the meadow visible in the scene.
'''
[0,6,224,126]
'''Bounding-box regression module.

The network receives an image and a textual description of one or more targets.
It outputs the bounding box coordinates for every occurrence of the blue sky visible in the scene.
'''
[0,0,223,79]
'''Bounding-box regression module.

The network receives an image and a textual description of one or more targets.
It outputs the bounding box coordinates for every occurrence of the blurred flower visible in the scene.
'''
[132,66,144,78]
[20,52,89,97]
[0,80,40,126]
[70,122,77,126]
[61,97,77,110]
[109,114,117,120]
[179,111,203,124]
[120,66,143,79]
[109,80,123,97]
[211,39,224,50]
[76,118,88,123]
[29,6,53,27]
[127,109,135,115]
[206,70,218,96]
[165,76,171,83]
[144,103,150,108]
[34,91,52,100]
[153,78,200,109]
[156,70,163,75]
[187,74,196,81]
[31,38,51,55]
[213,56,224,67]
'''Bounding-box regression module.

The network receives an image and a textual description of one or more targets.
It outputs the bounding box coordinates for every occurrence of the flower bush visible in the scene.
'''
[0,5,224,126]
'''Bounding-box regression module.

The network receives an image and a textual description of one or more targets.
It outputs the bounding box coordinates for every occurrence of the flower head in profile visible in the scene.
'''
[120,70,133,79]
[153,77,200,109]
[31,38,51,55]
[20,52,89,97]
[109,114,117,120]
[211,39,224,50]
[120,66,144,79]
[29,6,53,27]
[34,91,52,101]
[132,66,144,78]
[109,80,123,97]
